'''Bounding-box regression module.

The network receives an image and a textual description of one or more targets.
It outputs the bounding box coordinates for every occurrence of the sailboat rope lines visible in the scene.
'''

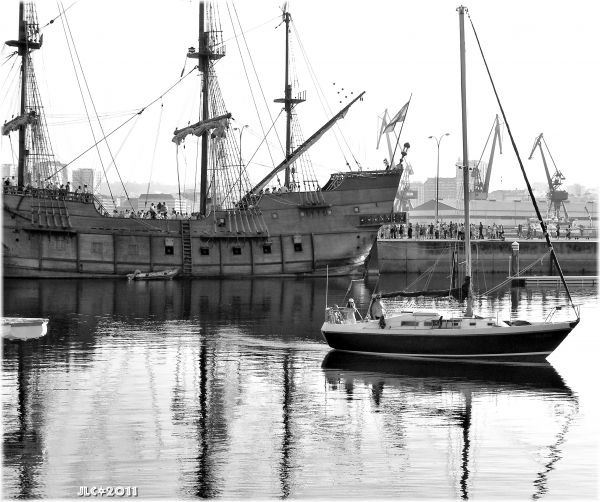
[291,21,361,171]
[142,102,164,208]
[93,114,140,194]
[482,251,551,296]
[473,243,487,293]
[44,66,198,182]
[227,2,283,167]
[59,2,119,207]
[466,12,577,316]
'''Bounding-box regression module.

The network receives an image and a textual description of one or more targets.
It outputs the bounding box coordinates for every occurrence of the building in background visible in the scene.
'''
[423,176,456,206]
[1,163,15,179]
[72,168,94,190]
[37,160,68,186]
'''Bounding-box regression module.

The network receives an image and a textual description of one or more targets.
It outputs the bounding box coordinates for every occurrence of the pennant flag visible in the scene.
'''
[376,109,389,149]
[383,101,409,134]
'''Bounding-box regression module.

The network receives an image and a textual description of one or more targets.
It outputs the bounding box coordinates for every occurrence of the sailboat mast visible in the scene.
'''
[458,5,473,316]
[283,9,292,188]
[199,2,209,216]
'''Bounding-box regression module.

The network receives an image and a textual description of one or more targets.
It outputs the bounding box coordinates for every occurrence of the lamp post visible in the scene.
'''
[234,125,249,202]
[428,133,450,223]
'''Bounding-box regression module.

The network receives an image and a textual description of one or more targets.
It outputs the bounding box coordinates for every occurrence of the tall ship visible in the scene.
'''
[2,2,404,278]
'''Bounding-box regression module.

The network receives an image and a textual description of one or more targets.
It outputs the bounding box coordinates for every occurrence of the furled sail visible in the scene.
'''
[378,278,469,300]
[172,112,232,145]
[378,286,464,299]
[2,111,38,135]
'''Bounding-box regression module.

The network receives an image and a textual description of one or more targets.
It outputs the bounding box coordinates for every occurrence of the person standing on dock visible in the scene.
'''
[479,221,484,239]
[556,222,560,239]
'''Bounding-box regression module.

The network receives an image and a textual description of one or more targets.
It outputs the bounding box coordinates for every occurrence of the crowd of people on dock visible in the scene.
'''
[378,221,506,240]
[379,220,587,240]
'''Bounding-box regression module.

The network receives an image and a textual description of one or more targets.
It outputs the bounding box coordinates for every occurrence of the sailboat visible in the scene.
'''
[2,2,403,279]
[320,6,580,362]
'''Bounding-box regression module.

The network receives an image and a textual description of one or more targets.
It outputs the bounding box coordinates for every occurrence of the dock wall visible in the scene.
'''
[376,238,598,275]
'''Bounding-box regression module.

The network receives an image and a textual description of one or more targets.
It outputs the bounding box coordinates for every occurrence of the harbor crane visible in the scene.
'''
[470,115,502,199]
[528,133,569,221]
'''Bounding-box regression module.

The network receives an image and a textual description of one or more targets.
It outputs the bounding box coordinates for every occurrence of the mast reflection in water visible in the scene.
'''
[2,277,597,499]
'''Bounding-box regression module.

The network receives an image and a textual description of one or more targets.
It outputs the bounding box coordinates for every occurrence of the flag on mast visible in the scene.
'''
[383,101,409,134]
[376,109,389,149]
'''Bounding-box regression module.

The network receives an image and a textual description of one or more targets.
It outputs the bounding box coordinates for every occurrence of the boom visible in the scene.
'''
[528,133,568,221]
[471,115,502,199]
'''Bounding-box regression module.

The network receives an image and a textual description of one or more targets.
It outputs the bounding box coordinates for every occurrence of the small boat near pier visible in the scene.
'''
[127,269,179,281]
[1,317,48,341]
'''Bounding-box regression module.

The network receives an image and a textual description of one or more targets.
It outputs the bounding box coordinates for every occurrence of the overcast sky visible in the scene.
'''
[1,0,599,194]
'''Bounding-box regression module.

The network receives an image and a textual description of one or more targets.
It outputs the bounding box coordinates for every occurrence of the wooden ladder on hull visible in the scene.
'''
[31,197,72,229]
[181,220,192,276]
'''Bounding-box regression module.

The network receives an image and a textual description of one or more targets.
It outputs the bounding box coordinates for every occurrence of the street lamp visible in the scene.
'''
[234,125,249,202]
[428,133,450,223]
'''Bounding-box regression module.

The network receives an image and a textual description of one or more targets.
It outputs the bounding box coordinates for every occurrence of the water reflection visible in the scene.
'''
[3,344,45,499]
[322,351,578,500]
[2,277,594,499]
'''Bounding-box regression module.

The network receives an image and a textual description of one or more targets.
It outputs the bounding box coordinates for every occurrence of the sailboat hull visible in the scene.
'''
[321,320,576,361]
[3,170,401,278]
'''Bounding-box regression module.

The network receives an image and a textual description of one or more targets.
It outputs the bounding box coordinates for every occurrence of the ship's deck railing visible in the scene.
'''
[3,184,96,203]
[2,185,117,218]
[2,185,198,220]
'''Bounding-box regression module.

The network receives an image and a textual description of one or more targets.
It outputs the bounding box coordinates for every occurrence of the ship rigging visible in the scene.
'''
[2,1,403,279]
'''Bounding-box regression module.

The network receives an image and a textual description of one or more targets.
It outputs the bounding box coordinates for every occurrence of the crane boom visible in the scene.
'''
[528,133,554,189]
[471,115,502,199]
[528,132,569,221]
[483,115,502,193]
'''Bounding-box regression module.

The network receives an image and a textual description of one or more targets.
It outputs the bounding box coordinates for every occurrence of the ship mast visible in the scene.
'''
[274,6,305,189]
[197,3,210,215]
[185,2,223,216]
[458,5,473,317]
[5,2,42,188]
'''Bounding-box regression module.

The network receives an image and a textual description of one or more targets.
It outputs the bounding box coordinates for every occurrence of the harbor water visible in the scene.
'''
[2,276,598,499]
